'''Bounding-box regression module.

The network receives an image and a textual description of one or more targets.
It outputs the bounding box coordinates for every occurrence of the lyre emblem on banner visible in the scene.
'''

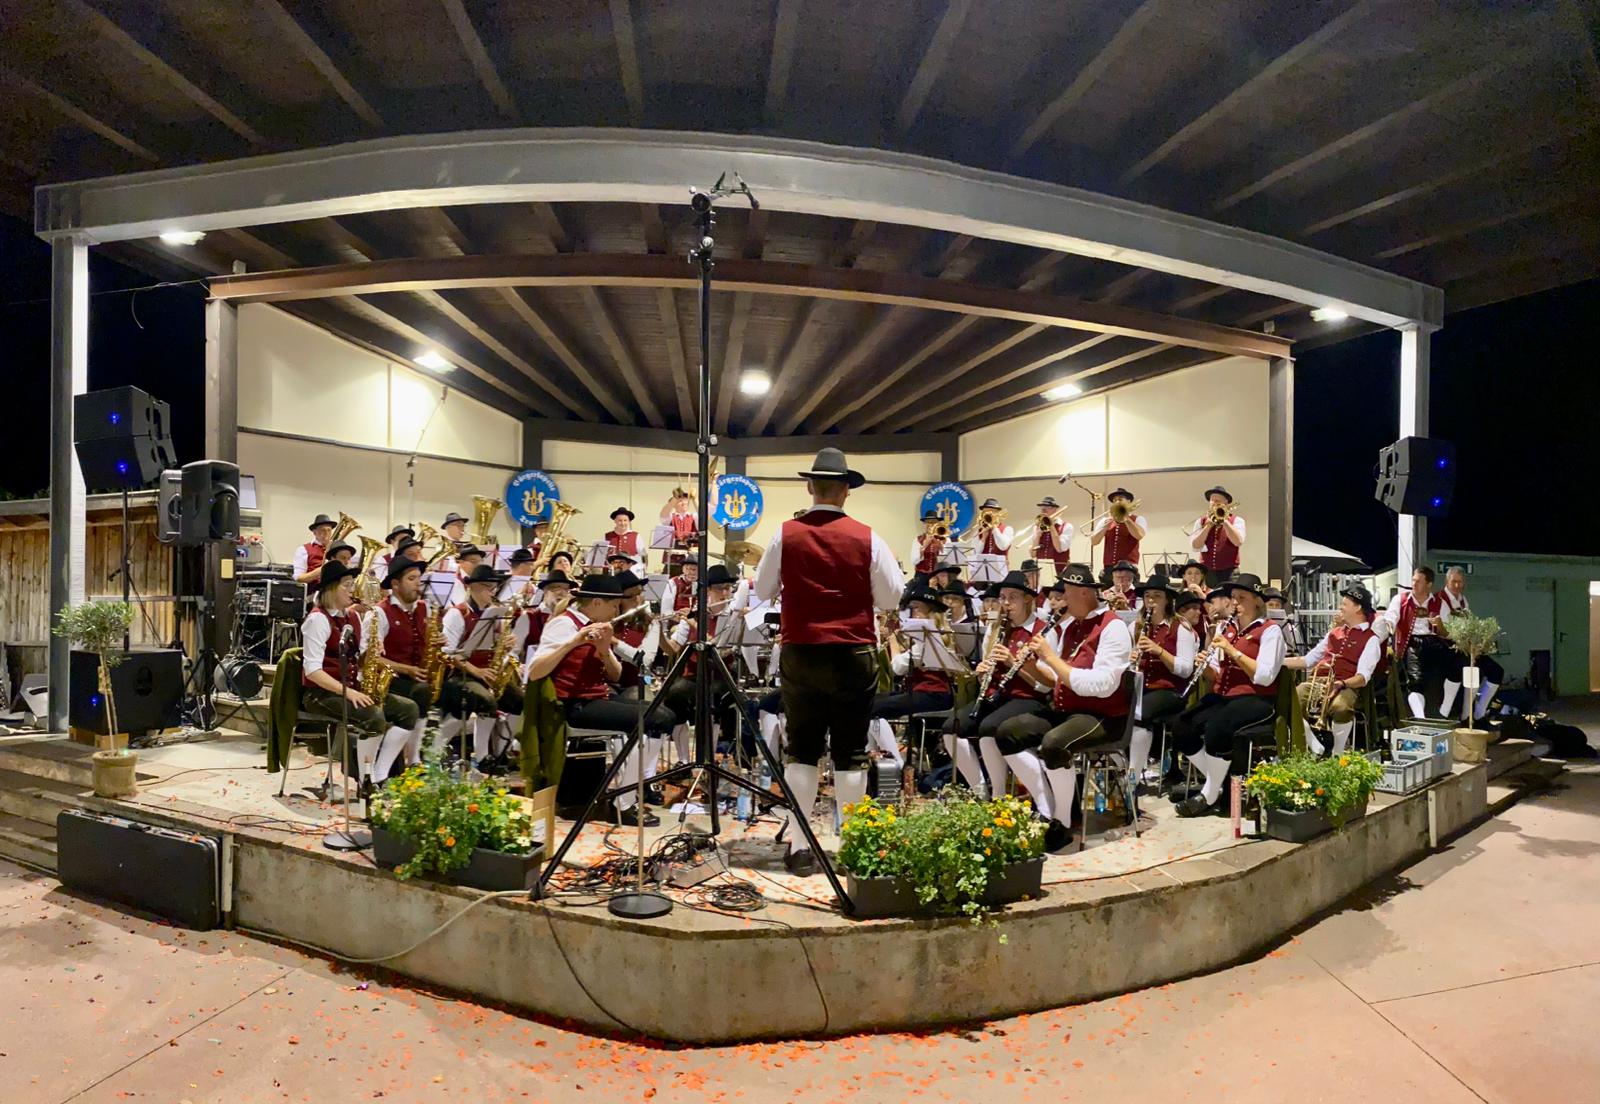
[721,489,749,521]
[936,501,958,526]
[522,489,547,518]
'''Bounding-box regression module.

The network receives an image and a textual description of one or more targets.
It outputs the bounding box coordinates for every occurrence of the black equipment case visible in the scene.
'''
[55,809,221,930]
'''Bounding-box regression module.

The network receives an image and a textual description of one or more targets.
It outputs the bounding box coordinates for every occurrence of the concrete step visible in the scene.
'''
[0,814,57,873]
[1486,756,1566,816]
[0,768,86,826]
[213,696,271,742]
[0,740,97,787]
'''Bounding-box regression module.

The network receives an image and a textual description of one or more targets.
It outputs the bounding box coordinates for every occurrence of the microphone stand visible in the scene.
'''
[324,625,371,851]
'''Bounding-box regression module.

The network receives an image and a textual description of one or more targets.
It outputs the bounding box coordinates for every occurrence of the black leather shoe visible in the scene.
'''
[617,805,660,828]
[1043,820,1074,853]
[1175,793,1226,818]
[475,757,511,777]
[783,848,818,876]
[644,784,666,807]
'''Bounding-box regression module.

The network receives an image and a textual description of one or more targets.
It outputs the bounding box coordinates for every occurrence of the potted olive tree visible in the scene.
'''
[1447,612,1501,763]
[52,600,138,796]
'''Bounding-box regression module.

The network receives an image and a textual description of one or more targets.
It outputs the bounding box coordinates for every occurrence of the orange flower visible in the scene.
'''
[467,803,480,814]
[1314,787,1325,796]
[877,849,888,858]
[444,837,456,847]
[982,827,993,837]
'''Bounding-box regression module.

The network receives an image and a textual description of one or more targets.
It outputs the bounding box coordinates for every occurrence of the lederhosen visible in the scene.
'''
[441,601,525,718]
[1173,619,1278,766]
[994,610,1128,758]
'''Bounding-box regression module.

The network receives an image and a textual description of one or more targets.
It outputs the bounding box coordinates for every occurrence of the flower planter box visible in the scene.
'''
[1263,800,1368,844]
[371,826,544,892]
[845,856,1046,919]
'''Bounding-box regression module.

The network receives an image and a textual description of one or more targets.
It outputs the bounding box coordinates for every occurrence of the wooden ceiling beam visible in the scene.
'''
[640,202,694,428]
[783,305,902,434]
[896,0,973,133]
[575,287,666,427]
[609,0,646,126]
[868,322,1050,430]
[926,343,1177,432]
[1007,0,1162,161]
[1117,0,1377,186]
[1372,193,1584,262]
[715,293,752,435]
[439,0,518,119]
[65,0,264,146]
[0,61,160,164]
[764,0,803,120]
[254,0,386,129]
[206,252,1290,358]
[1442,246,1600,315]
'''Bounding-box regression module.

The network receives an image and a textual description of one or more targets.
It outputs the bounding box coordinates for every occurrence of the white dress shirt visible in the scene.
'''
[1063,607,1134,699]
[1016,519,1075,557]
[1091,514,1149,540]
[292,542,324,578]
[1156,620,1200,680]
[527,607,593,678]
[1208,619,1286,686]
[1303,622,1382,682]
[300,608,357,676]
[1380,591,1440,641]
[752,505,905,611]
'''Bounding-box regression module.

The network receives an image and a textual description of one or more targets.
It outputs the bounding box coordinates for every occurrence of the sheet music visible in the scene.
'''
[648,524,676,551]
[457,604,510,655]
[899,619,972,674]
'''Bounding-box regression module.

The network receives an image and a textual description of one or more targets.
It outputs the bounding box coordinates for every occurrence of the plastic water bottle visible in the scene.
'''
[1095,785,1107,815]
[736,787,752,822]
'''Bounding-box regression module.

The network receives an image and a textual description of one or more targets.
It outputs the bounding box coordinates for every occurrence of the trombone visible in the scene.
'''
[1106,497,1141,526]
[1183,498,1241,537]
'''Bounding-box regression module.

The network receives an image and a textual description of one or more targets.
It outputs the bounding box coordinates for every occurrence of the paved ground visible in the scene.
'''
[3,750,1595,1104]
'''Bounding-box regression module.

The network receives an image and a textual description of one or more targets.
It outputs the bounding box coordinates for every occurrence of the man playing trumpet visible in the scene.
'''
[1089,488,1145,571]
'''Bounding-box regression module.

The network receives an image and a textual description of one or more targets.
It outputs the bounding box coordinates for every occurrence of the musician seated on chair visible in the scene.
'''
[367,558,433,779]
[1171,574,1285,818]
[941,570,1052,801]
[873,589,958,721]
[1284,584,1380,757]
[299,560,421,800]
[525,572,680,827]
[993,563,1132,852]
[1128,574,1199,784]
[660,564,744,746]
[1376,565,1462,719]
[439,563,525,776]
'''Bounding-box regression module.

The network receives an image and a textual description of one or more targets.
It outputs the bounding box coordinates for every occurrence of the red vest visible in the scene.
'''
[914,534,944,574]
[1051,609,1131,716]
[453,602,496,668]
[778,510,875,645]
[523,607,551,650]
[677,617,721,677]
[1100,521,1140,568]
[1318,622,1376,681]
[1215,619,1278,698]
[302,607,359,687]
[302,541,326,572]
[996,622,1049,702]
[1138,618,1184,691]
[908,665,952,696]
[605,530,640,557]
[1032,521,1069,562]
[980,528,1010,563]
[379,598,426,667]
[1393,591,1444,658]
[549,610,610,701]
[1201,520,1240,572]
[673,578,696,612]
[669,512,697,542]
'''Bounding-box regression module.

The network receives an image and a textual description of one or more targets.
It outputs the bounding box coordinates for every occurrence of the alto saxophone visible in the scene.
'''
[488,598,526,697]
[423,605,449,699]
[358,608,394,701]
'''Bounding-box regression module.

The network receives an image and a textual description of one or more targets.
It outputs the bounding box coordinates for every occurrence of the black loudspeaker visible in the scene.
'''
[156,469,183,543]
[73,387,177,491]
[68,648,184,735]
[1375,436,1456,517]
[179,459,241,545]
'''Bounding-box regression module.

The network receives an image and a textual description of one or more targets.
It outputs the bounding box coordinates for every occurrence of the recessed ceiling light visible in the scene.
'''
[413,350,453,373]
[1310,306,1349,323]
[1043,381,1083,401]
[739,370,771,396]
[158,230,206,246]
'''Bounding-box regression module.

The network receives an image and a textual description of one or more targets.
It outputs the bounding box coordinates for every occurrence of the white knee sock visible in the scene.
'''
[783,763,820,854]
[1128,725,1154,775]
[472,716,494,760]
[356,735,381,781]
[402,719,425,765]
[613,735,663,811]
[870,719,903,767]
[945,734,986,796]
[672,722,692,764]
[1002,752,1053,822]
[834,769,868,821]
[1330,718,1354,756]
[978,737,1010,798]
[373,724,411,781]
[760,713,783,761]
[1045,766,1077,827]
[1190,748,1231,804]
[1406,691,1426,718]
[1474,681,1498,721]
[438,715,464,748]
[1440,681,1461,719]
[1303,720,1326,757]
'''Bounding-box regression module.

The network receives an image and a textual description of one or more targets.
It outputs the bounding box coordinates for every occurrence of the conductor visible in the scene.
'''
[754,448,905,875]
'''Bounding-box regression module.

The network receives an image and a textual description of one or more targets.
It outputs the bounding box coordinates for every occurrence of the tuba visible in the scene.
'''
[354,536,385,605]
[1301,659,1338,734]
[530,499,582,577]
[358,608,394,700]
[330,511,360,545]
[469,494,505,549]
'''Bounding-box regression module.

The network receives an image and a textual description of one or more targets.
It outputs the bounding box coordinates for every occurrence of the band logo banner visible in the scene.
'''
[711,474,764,530]
[505,470,562,526]
[920,482,974,536]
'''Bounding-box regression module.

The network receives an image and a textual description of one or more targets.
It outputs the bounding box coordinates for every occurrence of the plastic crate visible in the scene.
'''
[1377,755,1437,794]
[1391,724,1453,763]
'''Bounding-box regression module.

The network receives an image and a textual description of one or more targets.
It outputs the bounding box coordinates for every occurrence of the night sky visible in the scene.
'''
[3,213,1595,570]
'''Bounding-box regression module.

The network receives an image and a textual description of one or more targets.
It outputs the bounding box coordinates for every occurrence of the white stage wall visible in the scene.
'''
[959,356,1274,581]
[238,305,523,562]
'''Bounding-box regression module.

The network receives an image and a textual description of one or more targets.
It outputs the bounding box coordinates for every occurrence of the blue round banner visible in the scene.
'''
[711,474,764,530]
[505,470,562,526]
[919,482,974,537]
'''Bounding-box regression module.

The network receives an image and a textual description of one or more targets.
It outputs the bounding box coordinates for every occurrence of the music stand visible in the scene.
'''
[969,553,1008,585]
[583,541,611,571]
[423,571,457,609]
[648,525,676,552]
[452,606,509,769]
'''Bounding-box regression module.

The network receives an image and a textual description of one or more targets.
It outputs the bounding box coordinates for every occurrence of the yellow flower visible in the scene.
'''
[984,848,991,856]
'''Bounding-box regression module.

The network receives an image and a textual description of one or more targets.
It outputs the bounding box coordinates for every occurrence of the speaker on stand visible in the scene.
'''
[1375,437,1456,517]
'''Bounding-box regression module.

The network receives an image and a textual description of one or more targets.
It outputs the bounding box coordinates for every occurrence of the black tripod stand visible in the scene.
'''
[534,177,854,914]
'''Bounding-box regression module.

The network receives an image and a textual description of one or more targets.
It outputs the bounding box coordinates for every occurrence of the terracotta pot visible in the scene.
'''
[1451,727,1489,764]
[91,749,139,798]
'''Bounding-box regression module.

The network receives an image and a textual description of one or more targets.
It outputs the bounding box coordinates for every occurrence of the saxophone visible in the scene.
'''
[423,605,449,699]
[358,608,394,701]
[488,598,527,697]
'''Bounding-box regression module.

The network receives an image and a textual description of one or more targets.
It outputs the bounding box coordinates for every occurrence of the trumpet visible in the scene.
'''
[1301,659,1338,733]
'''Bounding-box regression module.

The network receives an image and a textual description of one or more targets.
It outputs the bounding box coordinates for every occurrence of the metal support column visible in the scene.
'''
[1267,356,1294,588]
[519,418,542,545]
[938,435,960,483]
[47,238,89,731]
[204,298,240,658]
[1397,326,1430,580]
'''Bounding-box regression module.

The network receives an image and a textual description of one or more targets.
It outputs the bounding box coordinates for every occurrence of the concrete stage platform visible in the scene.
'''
[0,731,1562,1042]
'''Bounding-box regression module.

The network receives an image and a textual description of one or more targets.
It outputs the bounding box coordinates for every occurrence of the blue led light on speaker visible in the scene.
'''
[109,412,120,425]
[1432,497,1443,507]
[116,461,130,475]
[1437,458,1447,468]
[89,693,101,707]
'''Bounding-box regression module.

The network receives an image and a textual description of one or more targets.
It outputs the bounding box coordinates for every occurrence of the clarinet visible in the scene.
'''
[972,610,1009,716]
[987,608,1066,700]
[1181,613,1236,695]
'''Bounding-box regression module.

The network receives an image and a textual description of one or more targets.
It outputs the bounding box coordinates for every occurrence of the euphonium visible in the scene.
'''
[530,499,581,577]
[354,536,385,604]
[331,511,360,545]
[1301,659,1338,732]
[358,608,394,701]
[469,494,505,548]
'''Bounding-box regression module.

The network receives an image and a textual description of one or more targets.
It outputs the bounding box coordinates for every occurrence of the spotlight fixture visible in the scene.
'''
[158,230,206,246]
[1043,381,1083,401]
[413,350,453,373]
[739,370,771,396]
[1310,306,1349,323]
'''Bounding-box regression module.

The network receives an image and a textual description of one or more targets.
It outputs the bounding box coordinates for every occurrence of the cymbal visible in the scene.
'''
[722,540,763,567]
